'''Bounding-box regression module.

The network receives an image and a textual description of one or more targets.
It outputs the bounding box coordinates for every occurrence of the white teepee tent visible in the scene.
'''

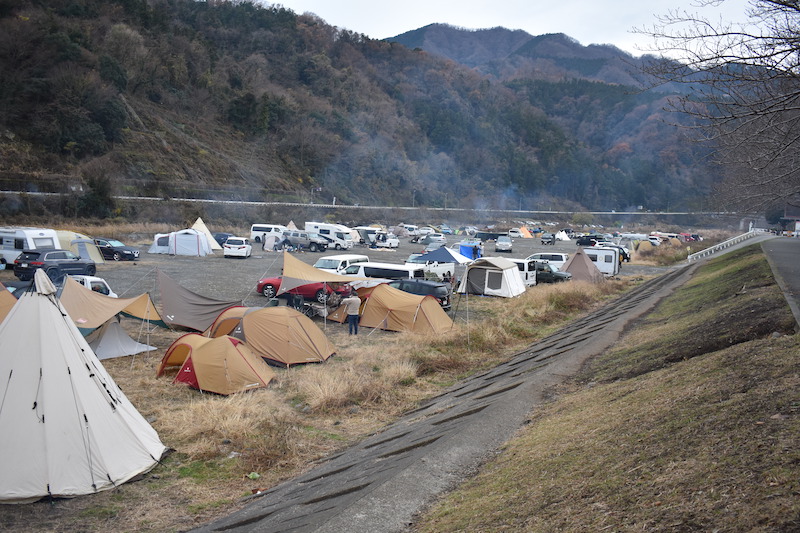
[0,270,167,504]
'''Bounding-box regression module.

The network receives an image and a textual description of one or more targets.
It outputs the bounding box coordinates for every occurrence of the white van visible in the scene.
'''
[313,254,370,274]
[250,224,288,243]
[508,259,538,287]
[525,252,569,270]
[342,261,425,280]
[584,247,620,276]
[0,226,59,268]
[305,222,354,250]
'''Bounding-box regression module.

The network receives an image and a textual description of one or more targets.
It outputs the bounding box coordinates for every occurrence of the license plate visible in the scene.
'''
[19,263,27,268]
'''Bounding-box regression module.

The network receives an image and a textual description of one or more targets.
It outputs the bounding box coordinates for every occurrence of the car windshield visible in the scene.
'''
[107,239,126,247]
[314,258,341,269]
[406,255,425,264]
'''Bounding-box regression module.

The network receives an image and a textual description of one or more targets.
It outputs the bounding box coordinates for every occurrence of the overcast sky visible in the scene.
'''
[269,0,752,56]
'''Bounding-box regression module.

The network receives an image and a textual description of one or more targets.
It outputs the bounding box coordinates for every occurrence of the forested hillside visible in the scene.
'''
[0,0,722,220]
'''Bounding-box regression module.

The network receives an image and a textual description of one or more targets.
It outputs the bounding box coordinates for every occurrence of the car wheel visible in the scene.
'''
[335,243,342,250]
[262,284,276,298]
[45,267,60,281]
[315,289,328,303]
[112,252,122,261]
[309,243,318,252]
[86,265,96,276]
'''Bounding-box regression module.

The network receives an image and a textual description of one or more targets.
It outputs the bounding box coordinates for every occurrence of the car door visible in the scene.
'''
[60,251,85,275]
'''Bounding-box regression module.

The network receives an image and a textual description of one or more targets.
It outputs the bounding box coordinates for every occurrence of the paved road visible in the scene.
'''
[761,236,800,329]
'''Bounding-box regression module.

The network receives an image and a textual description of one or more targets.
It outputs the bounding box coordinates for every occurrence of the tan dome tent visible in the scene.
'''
[456,257,527,298]
[350,283,453,335]
[157,333,275,395]
[561,248,605,283]
[0,270,167,503]
[204,306,335,367]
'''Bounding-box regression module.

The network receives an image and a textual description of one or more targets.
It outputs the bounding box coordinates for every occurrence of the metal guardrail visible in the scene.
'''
[686,230,764,262]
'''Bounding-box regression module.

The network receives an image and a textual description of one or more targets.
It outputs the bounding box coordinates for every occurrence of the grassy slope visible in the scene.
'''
[415,244,800,532]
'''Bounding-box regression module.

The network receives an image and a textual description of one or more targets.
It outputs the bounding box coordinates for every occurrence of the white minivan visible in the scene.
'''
[525,252,569,270]
[250,224,288,243]
[313,254,370,274]
[342,261,425,280]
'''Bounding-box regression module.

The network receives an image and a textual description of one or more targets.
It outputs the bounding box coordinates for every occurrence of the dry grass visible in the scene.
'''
[0,272,636,532]
[414,245,800,532]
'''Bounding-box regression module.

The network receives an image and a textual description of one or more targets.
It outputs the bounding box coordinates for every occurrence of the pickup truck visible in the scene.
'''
[70,275,118,297]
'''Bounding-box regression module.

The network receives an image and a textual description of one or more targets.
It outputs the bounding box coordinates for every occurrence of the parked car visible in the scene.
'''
[256,276,350,303]
[540,233,556,245]
[531,260,572,283]
[526,252,570,270]
[508,228,523,238]
[93,238,140,261]
[595,241,631,262]
[417,227,436,236]
[575,236,599,246]
[70,275,118,297]
[281,231,328,252]
[495,235,513,253]
[223,237,252,258]
[13,249,96,282]
[420,233,447,246]
[212,232,235,246]
[439,224,454,235]
[387,279,452,310]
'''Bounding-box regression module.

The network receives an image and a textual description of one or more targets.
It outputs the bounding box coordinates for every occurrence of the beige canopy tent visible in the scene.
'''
[157,333,275,395]
[204,306,336,367]
[0,270,167,503]
[0,281,17,323]
[561,248,605,283]
[59,276,166,331]
[56,230,106,264]
[331,283,453,335]
[456,257,527,298]
[278,251,367,296]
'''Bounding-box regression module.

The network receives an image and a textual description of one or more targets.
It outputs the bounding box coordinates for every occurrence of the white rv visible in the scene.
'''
[0,226,59,268]
[583,247,620,276]
[305,222,354,250]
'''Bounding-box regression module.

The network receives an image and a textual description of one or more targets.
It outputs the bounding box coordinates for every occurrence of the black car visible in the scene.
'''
[540,232,556,245]
[13,249,96,281]
[213,232,235,246]
[93,238,140,261]
[387,279,452,310]
[575,236,598,246]
[531,261,572,283]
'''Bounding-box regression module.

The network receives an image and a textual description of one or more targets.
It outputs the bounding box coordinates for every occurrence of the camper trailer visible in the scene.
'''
[0,226,59,268]
[583,247,620,276]
[305,222,354,250]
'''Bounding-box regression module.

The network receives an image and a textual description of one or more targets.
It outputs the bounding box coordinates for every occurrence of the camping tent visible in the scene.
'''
[555,230,571,241]
[148,229,213,256]
[0,270,167,503]
[59,276,166,332]
[561,248,605,283]
[0,281,17,323]
[331,284,452,335]
[191,217,222,251]
[519,227,533,238]
[204,306,335,366]
[56,230,105,264]
[278,250,366,296]
[456,257,526,298]
[458,241,484,261]
[86,320,156,360]
[157,270,242,332]
[415,246,473,265]
[157,333,275,395]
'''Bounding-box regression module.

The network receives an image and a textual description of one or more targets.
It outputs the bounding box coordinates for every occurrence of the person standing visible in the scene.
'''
[341,290,362,335]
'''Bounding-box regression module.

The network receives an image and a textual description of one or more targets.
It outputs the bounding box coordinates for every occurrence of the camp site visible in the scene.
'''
[0,219,796,533]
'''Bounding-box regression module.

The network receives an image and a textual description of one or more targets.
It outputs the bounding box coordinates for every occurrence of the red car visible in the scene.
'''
[256,276,351,303]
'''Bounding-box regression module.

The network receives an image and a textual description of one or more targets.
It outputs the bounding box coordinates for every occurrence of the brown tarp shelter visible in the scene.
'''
[204,306,335,366]
[0,281,17,324]
[60,276,166,331]
[334,283,453,335]
[519,226,533,238]
[278,251,367,296]
[157,333,275,395]
[157,270,242,331]
[561,248,605,283]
